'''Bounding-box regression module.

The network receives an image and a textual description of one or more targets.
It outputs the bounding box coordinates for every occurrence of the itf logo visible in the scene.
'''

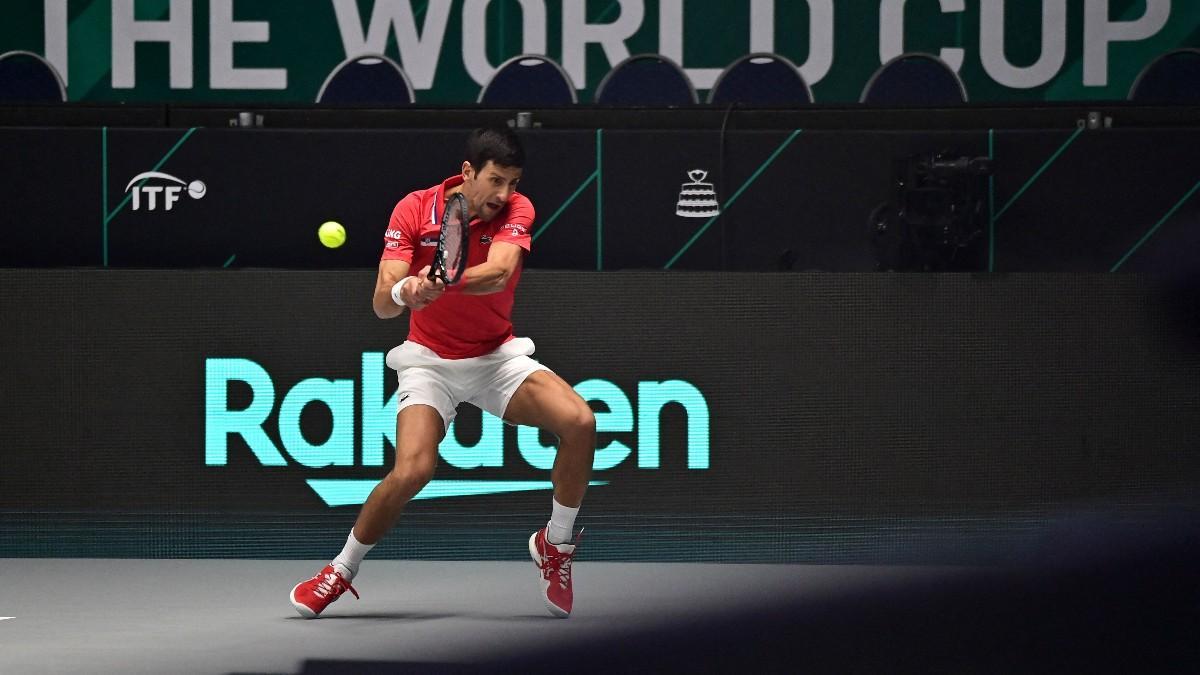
[126,171,207,211]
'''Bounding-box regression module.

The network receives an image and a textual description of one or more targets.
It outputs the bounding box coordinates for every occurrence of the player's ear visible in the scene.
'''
[461,161,474,181]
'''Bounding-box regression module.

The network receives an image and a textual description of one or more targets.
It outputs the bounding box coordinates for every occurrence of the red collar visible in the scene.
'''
[436,174,465,199]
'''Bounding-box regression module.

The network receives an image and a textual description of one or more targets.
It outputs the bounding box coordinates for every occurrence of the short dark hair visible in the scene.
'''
[466,126,525,171]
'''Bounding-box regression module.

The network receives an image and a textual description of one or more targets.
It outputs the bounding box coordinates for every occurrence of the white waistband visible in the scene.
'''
[385,337,535,370]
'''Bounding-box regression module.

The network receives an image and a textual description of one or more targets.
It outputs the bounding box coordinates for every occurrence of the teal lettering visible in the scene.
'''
[361,352,398,466]
[279,378,355,468]
[441,412,505,468]
[637,380,710,469]
[205,355,711,475]
[517,423,556,470]
[204,358,286,466]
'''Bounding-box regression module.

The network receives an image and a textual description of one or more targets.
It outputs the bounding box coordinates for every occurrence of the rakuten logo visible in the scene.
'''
[204,354,710,505]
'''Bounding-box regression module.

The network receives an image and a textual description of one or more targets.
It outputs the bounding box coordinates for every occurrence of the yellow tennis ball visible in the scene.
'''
[318,221,346,249]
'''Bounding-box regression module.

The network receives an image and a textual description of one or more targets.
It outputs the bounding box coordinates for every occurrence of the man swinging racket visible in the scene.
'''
[290,127,597,619]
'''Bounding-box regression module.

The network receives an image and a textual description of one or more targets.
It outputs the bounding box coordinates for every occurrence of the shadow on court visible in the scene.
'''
[288,611,549,623]
[271,509,1200,674]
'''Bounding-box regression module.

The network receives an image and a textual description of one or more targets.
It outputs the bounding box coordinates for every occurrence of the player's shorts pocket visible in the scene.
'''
[385,341,442,370]
[490,336,536,360]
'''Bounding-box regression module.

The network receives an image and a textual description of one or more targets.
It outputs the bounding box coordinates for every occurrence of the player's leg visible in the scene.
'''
[503,370,597,510]
[351,404,444,545]
[291,367,454,619]
[500,369,595,618]
[333,367,455,574]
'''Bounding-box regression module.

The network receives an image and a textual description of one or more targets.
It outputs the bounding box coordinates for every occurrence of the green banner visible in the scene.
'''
[3,1,1198,103]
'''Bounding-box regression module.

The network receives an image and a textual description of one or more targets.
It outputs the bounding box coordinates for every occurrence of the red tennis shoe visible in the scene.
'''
[290,564,359,618]
[529,527,582,618]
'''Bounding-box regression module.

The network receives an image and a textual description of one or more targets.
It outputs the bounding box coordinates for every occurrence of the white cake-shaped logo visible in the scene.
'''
[675,169,720,218]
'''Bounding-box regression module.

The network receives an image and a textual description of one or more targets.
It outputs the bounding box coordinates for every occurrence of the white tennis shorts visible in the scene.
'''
[384,337,551,429]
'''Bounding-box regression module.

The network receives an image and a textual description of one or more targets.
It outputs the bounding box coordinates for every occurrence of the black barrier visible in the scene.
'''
[3,126,1199,273]
[2,270,1198,561]
[3,103,1200,131]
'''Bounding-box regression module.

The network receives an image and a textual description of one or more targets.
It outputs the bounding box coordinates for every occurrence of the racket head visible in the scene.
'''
[434,192,469,284]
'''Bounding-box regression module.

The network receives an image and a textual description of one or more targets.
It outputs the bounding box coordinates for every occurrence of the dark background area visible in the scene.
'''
[2,270,1197,562]
[4,8,1200,668]
[3,105,1198,274]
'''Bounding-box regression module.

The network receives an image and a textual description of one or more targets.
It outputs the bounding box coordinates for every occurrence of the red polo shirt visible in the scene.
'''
[381,175,534,359]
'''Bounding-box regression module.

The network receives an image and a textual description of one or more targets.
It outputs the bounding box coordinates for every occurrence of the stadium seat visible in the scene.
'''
[594,54,697,106]
[708,53,813,105]
[1129,48,1200,103]
[316,54,415,104]
[0,51,66,102]
[861,52,967,105]
[478,55,577,105]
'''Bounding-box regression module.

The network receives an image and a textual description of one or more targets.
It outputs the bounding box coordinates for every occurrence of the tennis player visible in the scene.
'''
[290,127,596,619]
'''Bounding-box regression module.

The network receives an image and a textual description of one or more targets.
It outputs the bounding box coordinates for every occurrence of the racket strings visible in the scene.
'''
[438,195,469,283]
[444,230,463,276]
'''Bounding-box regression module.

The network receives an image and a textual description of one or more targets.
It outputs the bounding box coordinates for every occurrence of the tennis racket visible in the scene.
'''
[431,192,469,285]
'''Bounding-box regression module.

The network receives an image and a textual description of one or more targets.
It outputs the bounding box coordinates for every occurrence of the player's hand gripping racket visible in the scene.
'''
[430,192,469,285]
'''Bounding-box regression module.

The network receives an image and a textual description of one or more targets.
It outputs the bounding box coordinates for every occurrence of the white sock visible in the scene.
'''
[331,530,374,580]
[546,498,580,545]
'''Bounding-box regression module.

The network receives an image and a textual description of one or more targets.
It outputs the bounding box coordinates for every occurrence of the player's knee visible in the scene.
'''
[386,459,436,496]
[578,406,597,436]
[562,403,596,443]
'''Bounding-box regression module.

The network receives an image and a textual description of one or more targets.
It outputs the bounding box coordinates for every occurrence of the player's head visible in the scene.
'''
[461,127,525,221]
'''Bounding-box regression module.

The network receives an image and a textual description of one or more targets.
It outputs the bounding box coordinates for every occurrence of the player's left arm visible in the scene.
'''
[455,242,524,295]
[455,195,533,296]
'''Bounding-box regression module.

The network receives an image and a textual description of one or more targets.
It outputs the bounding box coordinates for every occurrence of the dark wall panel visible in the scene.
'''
[3,128,1198,273]
[1,271,1197,561]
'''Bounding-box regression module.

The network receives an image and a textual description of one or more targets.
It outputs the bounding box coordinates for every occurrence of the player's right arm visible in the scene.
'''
[374,195,418,319]
[373,261,444,318]
[373,259,411,319]
[373,193,445,319]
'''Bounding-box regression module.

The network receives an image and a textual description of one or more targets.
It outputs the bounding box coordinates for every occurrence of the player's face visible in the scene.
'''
[463,161,522,221]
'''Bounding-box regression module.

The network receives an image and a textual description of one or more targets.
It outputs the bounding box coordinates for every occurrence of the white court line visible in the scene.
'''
[0,617,13,621]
